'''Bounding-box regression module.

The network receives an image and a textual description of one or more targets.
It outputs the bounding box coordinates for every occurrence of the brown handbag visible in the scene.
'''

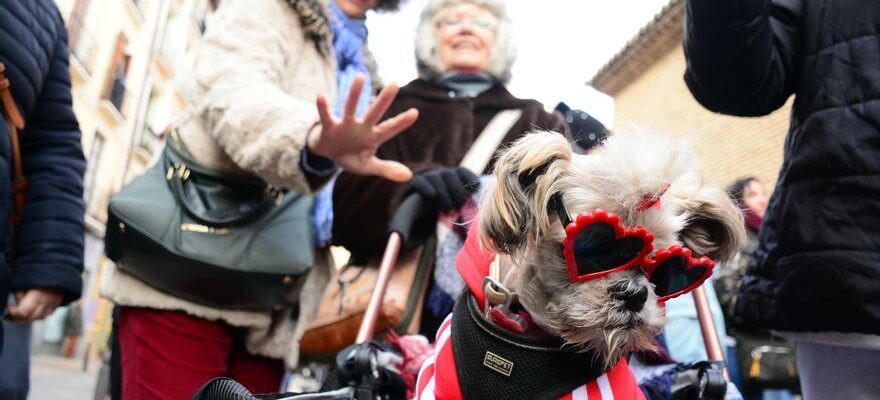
[0,62,28,235]
[300,236,436,356]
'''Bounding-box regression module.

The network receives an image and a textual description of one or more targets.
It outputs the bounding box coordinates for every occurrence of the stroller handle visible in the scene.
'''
[693,285,730,380]
[356,193,428,343]
[356,233,401,343]
[387,193,429,243]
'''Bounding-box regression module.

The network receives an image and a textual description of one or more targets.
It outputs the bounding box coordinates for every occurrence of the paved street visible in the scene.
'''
[30,353,100,400]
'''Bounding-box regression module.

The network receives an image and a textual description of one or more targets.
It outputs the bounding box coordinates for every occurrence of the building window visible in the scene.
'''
[83,133,105,205]
[68,0,98,74]
[67,0,91,49]
[102,34,130,114]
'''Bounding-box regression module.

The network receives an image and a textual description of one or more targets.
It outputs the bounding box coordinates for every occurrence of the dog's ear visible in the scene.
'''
[677,187,746,263]
[480,131,572,254]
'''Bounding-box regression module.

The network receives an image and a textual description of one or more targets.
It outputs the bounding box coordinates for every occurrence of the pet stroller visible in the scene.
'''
[193,195,430,400]
[193,194,732,400]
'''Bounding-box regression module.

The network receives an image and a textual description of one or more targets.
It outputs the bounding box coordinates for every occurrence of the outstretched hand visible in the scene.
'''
[309,74,419,182]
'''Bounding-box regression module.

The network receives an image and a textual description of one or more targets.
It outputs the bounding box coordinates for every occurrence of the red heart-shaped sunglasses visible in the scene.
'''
[551,193,715,302]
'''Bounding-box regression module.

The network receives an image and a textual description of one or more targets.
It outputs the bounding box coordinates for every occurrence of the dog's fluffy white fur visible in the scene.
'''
[479,130,745,368]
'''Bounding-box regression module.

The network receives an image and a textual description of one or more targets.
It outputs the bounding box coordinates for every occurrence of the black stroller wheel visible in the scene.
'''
[192,378,357,400]
[697,362,728,400]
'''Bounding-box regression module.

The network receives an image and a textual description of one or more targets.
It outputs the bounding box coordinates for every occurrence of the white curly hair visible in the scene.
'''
[414,0,517,83]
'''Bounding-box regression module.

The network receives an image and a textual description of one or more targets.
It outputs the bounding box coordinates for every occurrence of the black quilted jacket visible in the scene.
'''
[684,0,880,334]
[0,0,86,336]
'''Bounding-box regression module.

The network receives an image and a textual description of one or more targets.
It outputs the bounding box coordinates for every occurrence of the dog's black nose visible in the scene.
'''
[610,283,648,312]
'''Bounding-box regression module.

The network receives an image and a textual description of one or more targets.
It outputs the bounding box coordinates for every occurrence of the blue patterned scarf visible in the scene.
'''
[312,1,373,247]
[328,0,372,116]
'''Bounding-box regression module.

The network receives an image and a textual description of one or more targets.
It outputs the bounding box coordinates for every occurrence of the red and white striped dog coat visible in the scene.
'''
[413,222,646,400]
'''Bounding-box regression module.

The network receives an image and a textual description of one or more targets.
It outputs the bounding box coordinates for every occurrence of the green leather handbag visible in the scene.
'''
[105,136,315,310]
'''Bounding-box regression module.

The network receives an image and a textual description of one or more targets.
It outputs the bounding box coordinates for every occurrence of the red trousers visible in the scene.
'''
[118,307,284,400]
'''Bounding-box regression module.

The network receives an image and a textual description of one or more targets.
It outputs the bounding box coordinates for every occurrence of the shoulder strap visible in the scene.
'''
[0,63,24,130]
[459,109,522,174]
[0,62,28,232]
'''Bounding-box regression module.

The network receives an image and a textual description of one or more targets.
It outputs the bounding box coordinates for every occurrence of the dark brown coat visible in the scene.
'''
[332,79,568,259]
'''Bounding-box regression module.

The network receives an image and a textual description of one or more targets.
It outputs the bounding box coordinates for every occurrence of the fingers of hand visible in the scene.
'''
[455,167,481,193]
[7,297,37,322]
[375,109,418,141]
[316,95,334,129]
[5,304,20,321]
[33,305,48,321]
[362,82,399,126]
[7,290,63,322]
[426,172,454,210]
[44,291,63,311]
[343,74,366,119]
[368,158,412,182]
[442,169,471,209]
[410,174,438,200]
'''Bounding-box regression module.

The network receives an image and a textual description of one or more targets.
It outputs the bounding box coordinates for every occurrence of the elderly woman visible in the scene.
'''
[331,0,568,335]
[333,0,567,260]
[100,0,416,398]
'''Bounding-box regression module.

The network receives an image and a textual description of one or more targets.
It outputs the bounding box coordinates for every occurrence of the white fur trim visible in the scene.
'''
[175,0,336,193]
[100,263,272,327]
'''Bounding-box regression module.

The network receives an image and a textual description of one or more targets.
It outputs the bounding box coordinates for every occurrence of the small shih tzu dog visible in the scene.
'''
[414,130,745,400]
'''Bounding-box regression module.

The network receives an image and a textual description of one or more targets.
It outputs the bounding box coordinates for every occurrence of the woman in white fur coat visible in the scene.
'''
[100,0,416,398]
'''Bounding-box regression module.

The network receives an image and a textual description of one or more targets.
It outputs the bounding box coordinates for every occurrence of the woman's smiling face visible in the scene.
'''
[434,4,498,73]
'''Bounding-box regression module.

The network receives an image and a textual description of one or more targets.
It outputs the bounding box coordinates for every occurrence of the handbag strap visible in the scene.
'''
[165,127,280,189]
[0,62,28,233]
[166,126,194,159]
[459,108,522,173]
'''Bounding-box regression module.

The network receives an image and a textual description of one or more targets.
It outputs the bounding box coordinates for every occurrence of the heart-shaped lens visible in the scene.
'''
[563,210,654,282]
[572,222,647,275]
[646,246,714,300]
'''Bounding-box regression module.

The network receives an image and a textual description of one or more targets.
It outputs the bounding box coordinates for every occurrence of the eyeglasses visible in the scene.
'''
[436,15,497,31]
[550,193,715,302]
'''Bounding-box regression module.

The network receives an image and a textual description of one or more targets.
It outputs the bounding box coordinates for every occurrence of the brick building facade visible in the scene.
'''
[590,0,791,189]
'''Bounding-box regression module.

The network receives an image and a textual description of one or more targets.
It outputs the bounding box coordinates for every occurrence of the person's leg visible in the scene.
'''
[117,307,233,400]
[227,333,284,395]
[725,343,745,395]
[110,306,121,400]
[797,340,880,400]
[0,320,32,400]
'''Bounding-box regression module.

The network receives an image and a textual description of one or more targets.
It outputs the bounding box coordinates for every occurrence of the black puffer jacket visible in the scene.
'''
[0,1,86,328]
[684,0,880,334]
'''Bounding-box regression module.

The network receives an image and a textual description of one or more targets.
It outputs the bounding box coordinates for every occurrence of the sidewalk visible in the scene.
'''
[30,353,99,400]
